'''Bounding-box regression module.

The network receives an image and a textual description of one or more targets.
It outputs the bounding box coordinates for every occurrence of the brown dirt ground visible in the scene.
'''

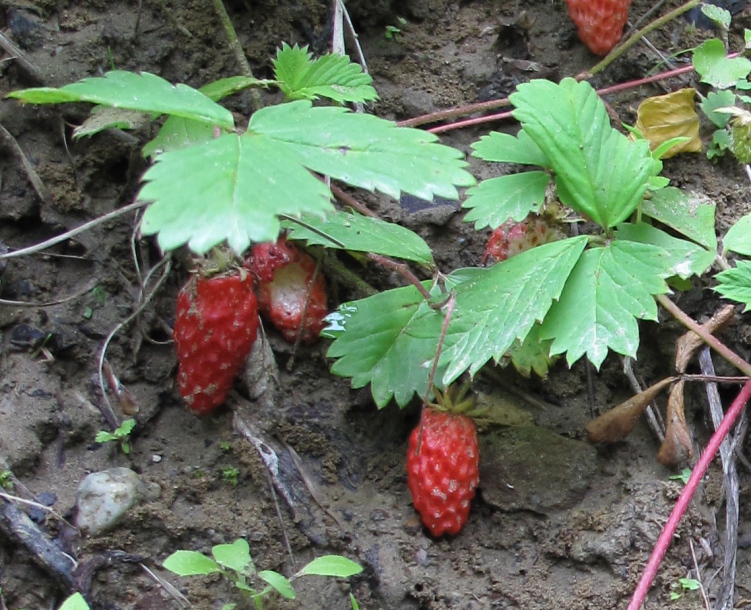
[1,0,751,609]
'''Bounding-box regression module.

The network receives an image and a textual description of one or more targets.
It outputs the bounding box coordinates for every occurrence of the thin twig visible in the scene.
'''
[0,121,49,203]
[0,491,76,531]
[0,278,98,308]
[0,200,148,260]
[688,538,712,610]
[0,30,43,82]
[622,357,665,442]
[657,294,751,377]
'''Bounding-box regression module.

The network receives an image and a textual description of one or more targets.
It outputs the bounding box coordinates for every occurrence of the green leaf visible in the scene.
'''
[438,236,588,383]
[73,106,151,139]
[257,570,296,599]
[462,171,551,229]
[723,212,751,255]
[9,71,233,129]
[470,130,550,166]
[540,240,675,367]
[693,39,751,89]
[199,76,270,102]
[701,90,736,128]
[273,43,378,104]
[708,128,732,159]
[163,550,222,576]
[297,555,363,578]
[715,260,751,311]
[701,4,731,29]
[284,210,434,266]
[141,101,473,254]
[59,593,90,610]
[506,322,557,377]
[326,283,445,408]
[510,78,656,229]
[212,539,253,575]
[615,222,714,278]
[351,593,360,610]
[249,100,475,201]
[641,187,717,250]
[142,115,217,158]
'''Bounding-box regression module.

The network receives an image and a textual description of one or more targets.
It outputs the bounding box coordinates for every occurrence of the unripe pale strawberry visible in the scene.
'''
[565,0,631,56]
[482,217,559,265]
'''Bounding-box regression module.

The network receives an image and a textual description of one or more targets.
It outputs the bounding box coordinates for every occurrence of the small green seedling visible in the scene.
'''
[221,466,240,486]
[95,418,136,454]
[669,576,701,600]
[163,538,363,609]
[669,468,692,486]
[220,441,232,452]
[0,470,14,490]
[384,18,407,42]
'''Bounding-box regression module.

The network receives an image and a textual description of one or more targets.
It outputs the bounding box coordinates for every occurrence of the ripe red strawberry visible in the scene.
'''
[174,271,260,415]
[247,237,328,344]
[565,0,631,56]
[482,216,557,265]
[407,407,480,536]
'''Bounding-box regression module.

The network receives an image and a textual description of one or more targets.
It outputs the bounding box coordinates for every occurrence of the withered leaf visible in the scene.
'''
[586,376,677,443]
[675,304,735,373]
[657,379,693,465]
[635,88,702,159]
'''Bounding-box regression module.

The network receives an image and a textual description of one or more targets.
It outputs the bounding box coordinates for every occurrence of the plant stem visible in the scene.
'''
[211,0,262,112]
[627,378,751,610]
[656,294,751,377]
[588,0,702,76]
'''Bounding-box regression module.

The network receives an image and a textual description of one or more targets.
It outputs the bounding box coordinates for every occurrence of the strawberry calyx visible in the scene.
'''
[427,381,486,420]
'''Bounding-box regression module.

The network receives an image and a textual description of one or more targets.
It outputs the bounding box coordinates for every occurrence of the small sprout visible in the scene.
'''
[670,576,702,600]
[0,470,14,490]
[668,468,692,486]
[220,441,232,452]
[384,18,407,42]
[222,467,240,486]
[95,418,136,455]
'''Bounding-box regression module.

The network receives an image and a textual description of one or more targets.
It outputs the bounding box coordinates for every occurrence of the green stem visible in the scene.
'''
[588,0,702,76]
[211,0,262,112]
[656,293,751,376]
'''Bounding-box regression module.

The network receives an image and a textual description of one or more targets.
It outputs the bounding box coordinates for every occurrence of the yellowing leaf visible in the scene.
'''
[635,89,701,158]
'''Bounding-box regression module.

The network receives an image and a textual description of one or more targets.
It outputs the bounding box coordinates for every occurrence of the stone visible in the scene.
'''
[75,467,144,535]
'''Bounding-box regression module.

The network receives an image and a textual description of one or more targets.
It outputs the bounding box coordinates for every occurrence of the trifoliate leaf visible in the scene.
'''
[140,102,475,253]
[284,210,434,266]
[635,89,701,158]
[250,101,475,201]
[540,240,675,368]
[436,236,588,383]
[641,187,717,250]
[510,78,657,229]
[701,90,736,128]
[693,39,751,89]
[273,43,378,104]
[723,211,751,255]
[326,283,445,408]
[139,132,334,253]
[462,171,551,229]
[615,222,714,278]
[715,260,751,311]
[470,130,550,167]
[9,70,233,128]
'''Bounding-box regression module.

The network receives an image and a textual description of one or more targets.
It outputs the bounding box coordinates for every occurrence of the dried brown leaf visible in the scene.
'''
[635,88,701,159]
[675,304,735,373]
[657,379,693,465]
[586,376,677,443]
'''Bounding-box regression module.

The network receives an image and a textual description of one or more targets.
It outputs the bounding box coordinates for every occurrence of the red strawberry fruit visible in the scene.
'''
[482,216,557,265]
[565,0,631,56]
[174,271,260,415]
[407,406,480,536]
[248,237,328,344]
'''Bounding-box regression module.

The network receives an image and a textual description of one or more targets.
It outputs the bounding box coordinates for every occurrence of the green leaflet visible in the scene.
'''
[693,39,751,89]
[273,43,378,104]
[471,130,550,167]
[510,78,657,229]
[284,211,434,266]
[722,212,751,255]
[462,171,550,229]
[641,187,717,250]
[326,283,445,408]
[9,70,233,128]
[436,236,588,384]
[540,240,676,368]
[258,571,295,599]
[140,102,475,253]
[715,260,751,311]
[296,556,363,578]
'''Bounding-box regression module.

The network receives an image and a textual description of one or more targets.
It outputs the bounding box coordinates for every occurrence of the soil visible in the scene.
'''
[1,1,751,609]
